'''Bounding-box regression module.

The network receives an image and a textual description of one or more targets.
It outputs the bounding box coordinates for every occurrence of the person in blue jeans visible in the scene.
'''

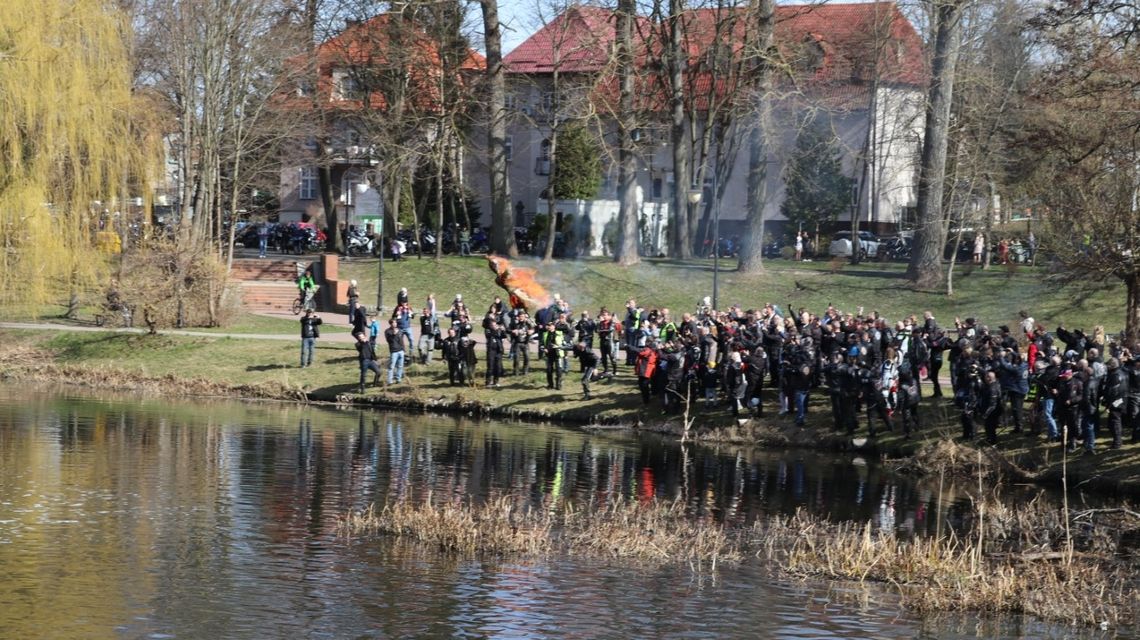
[299,309,322,367]
[355,332,382,393]
[384,319,405,384]
[257,221,269,258]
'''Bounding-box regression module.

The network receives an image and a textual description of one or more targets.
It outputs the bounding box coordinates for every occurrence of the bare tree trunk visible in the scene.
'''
[435,127,446,260]
[543,64,561,263]
[614,0,641,266]
[669,0,690,259]
[1127,273,1140,345]
[480,0,518,257]
[318,163,341,253]
[737,0,775,274]
[946,224,965,296]
[907,0,966,288]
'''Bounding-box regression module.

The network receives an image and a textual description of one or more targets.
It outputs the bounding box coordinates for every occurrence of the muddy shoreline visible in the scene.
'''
[4,358,1138,497]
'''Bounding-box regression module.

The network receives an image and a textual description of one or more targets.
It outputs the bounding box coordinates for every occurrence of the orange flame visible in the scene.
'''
[487,254,552,311]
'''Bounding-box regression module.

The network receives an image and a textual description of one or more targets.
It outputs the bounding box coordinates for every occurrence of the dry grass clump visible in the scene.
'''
[339,495,740,570]
[753,504,1138,628]
[341,497,554,556]
[895,438,1029,481]
[563,498,740,569]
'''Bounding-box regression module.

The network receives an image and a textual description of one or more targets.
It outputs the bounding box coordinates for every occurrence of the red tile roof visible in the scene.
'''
[279,13,485,113]
[505,2,926,105]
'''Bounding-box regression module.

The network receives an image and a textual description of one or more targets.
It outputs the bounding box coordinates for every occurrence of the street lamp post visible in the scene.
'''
[687,184,706,303]
[356,170,383,314]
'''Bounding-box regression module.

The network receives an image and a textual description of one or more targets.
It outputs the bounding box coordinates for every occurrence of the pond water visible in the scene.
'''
[0,386,1124,639]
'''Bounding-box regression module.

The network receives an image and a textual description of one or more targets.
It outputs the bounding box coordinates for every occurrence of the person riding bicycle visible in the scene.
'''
[297,268,317,310]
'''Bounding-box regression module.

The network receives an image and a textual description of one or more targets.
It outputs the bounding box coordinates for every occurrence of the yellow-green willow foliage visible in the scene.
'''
[0,0,157,313]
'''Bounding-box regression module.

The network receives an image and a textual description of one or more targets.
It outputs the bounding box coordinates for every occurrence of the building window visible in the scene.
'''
[651,177,663,200]
[332,69,363,101]
[535,138,551,175]
[299,167,318,200]
[343,178,362,206]
[505,136,513,164]
[505,94,517,110]
[542,92,554,111]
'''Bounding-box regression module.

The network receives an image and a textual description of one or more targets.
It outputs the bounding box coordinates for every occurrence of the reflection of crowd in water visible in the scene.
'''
[346,285,1135,453]
[287,413,939,535]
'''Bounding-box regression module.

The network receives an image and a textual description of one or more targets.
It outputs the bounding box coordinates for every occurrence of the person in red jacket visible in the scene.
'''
[635,340,658,405]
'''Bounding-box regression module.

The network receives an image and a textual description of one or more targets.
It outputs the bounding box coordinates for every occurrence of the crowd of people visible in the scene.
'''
[319,284,1139,454]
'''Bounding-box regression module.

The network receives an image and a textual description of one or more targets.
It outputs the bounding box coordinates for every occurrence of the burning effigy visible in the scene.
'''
[487,254,553,311]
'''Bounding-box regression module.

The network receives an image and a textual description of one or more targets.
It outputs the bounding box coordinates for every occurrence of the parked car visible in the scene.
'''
[828,230,881,259]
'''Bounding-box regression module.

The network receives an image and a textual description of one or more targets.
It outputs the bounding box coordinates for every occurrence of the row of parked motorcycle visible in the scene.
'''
[236,222,326,255]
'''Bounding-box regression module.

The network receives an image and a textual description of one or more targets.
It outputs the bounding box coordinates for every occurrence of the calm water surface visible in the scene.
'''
[0,386,1123,639]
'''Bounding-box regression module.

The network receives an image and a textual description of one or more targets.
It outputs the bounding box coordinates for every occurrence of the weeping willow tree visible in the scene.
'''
[0,0,152,315]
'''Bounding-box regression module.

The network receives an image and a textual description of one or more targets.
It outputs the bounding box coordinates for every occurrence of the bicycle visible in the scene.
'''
[95,301,133,328]
[291,285,319,315]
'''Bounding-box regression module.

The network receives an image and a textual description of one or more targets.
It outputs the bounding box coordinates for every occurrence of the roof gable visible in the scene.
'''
[504,2,925,90]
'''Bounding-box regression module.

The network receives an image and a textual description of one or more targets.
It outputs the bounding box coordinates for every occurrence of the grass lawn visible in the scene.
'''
[342,255,1127,334]
[3,307,349,336]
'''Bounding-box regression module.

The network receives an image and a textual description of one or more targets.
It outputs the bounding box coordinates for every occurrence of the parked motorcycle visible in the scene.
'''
[881,236,912,262]
[346,228,375,257]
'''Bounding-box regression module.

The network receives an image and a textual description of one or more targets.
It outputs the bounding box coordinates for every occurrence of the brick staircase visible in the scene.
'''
[232,258,309,313]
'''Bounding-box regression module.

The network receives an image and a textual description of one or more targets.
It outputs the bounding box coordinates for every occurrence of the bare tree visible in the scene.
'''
[907,0,968,288]
[613,0,641,266]
[736,0,776,274]
[480,0,519,256]
[1017,0,1140,340]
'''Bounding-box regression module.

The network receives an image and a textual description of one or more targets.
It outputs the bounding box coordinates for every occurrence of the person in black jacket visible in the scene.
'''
[597,310,618,375]
[1056,324,1088,359]
[1127,356,1140,442]
[573,343,599,400]
[927,329,951,398]
[746,345,768,417]
[1103,357,1129,449]
[979,370,1003,444]
[299,309,322,368]
[661,342,686,413]
[509,311,535,376]
[957,363,983,440]
[896,368,921,437]
[1057,367,1084,452]
[417,308,437,365]
[725,351,747,418]
[1081,362,1101,452]
[441,328,464,385]
[355,332,382,393]
[995,348,1029,433]
[838,348,862,434]
[485,320,507,387]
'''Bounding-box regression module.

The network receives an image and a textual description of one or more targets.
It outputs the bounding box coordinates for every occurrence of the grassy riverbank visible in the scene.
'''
[339,494,1138,629]
[341,255,1127,333]
[6,327,1140,498]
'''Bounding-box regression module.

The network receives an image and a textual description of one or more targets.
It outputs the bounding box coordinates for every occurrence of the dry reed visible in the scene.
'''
[338,495,741,570]
[752,503,1137,628]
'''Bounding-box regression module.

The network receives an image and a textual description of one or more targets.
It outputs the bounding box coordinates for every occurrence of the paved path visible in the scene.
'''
[0,321,358,343]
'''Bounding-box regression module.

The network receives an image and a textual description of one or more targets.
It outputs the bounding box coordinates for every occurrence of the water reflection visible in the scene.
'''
[0,387,1123,639]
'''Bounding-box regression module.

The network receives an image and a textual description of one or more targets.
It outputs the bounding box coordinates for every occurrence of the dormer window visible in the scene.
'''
[798,34,825,74]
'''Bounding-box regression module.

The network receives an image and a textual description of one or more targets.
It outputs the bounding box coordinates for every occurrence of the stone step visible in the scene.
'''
[230,259,308,282]
[241,282,302,311]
